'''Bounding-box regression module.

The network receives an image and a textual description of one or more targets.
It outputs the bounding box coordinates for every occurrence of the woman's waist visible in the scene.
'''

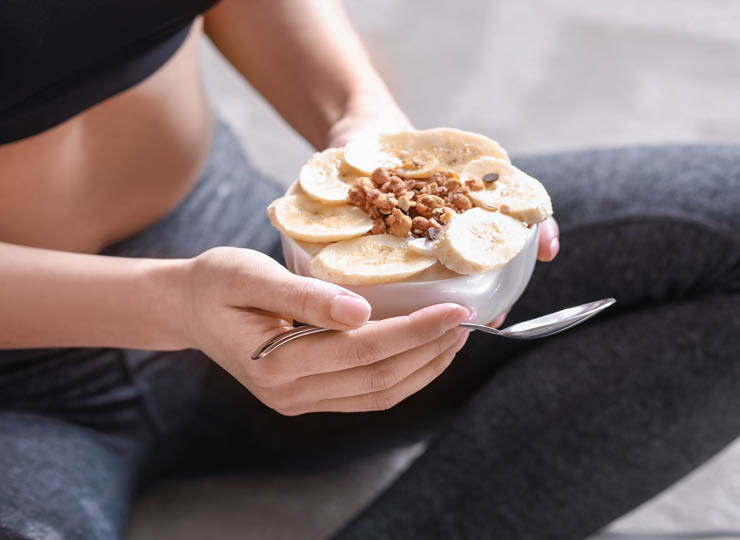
[0,97,213,253]
[0,122,213,253]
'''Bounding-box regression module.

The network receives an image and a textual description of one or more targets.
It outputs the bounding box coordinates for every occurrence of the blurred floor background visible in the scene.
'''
[128,1,740,539]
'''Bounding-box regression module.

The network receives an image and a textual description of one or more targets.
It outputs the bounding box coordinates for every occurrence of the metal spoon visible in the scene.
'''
[251,298,616,360]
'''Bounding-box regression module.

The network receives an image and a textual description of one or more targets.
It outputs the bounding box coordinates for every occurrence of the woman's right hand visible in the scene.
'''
[180,247,471,416]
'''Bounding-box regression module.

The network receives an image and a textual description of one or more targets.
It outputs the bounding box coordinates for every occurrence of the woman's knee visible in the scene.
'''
[514,145,740,238]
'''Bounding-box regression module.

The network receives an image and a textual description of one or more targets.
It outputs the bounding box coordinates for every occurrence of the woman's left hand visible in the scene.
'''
[327,106,560,329]
[326,101,412,149]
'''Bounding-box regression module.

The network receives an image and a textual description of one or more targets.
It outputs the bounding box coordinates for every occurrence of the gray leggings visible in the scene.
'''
[1,120,739,540]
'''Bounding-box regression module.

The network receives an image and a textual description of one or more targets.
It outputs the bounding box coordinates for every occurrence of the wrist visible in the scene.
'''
[141,257,194,350]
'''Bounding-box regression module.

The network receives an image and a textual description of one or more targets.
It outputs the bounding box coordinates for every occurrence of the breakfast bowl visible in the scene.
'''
[268,128,553,324]
[279,181,540,323]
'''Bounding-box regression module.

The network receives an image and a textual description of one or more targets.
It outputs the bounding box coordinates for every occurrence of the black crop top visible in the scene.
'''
[0,0,219,145]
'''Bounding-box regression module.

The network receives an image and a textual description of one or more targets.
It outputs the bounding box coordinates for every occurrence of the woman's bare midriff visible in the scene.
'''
[0,20,213,254]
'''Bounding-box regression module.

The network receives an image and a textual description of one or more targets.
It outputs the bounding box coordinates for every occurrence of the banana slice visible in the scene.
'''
[309,234,437,285]
[299,148,362,204]
[435,207,532,274]
[344,128,510,175]
[395,151,440,178]
[463,157,553,225]
[267,193,373,242]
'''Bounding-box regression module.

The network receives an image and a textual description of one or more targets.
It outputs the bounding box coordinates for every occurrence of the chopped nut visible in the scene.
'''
[371,167,392,187]
[443,178,461,191]
[371,217,387,234]
[365,188,381,202]
[386,208,412,237]
[404,179,417,190]
[428,182,439,195]
[388,175,407,196]
[438,207,456,224]
[418,194,445,209]
[427,226,439,241]
[397,192,416,212]
[356,177,375,190]
[411,216,431,232]
[437,186,448,197]
[375,192,398,214]
[451,192,473,210]
[380,181,392,193]
[465,178,485,191]
[348,187,365,207]
[415,202,435,218]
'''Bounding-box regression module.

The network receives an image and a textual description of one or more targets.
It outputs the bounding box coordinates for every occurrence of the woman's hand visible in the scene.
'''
[181,247,471,416]
[327,101,412,149]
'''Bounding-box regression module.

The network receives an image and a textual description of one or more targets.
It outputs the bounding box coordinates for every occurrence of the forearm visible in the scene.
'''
[0,242,189,350]
[204,0,401,149]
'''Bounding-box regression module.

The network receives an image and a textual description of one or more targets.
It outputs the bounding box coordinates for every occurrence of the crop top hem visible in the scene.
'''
[0,21,192,145]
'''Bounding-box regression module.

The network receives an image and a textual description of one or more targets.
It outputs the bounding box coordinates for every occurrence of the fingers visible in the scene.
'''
[258,303,469,381]
[243,254,372,331]
[312,329,470,413]
[537,216,560,262]
[289,326,468,402]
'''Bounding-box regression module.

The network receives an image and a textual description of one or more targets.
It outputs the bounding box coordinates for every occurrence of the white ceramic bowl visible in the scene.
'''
[280,183,539,323]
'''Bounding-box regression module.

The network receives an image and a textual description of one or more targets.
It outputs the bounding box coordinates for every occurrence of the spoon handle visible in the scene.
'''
[251,322,500,359]
[251,325,330,360]
[251,298,616,360]
[459,322,505,336]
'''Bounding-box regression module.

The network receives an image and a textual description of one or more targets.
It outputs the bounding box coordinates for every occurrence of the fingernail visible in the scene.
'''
[331,295,371,326]
[465,307,477,323]
[444,305,470,328]
[549,237,560,259]
[491,314,506,328]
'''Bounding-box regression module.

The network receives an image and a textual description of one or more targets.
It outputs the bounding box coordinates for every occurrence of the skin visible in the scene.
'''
[0,0,559,415]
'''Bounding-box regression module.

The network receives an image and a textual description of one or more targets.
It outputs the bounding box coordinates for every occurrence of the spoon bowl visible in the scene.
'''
[459,298,616,339]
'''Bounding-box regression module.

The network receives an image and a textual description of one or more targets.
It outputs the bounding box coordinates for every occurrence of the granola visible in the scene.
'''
[347,165,473,239]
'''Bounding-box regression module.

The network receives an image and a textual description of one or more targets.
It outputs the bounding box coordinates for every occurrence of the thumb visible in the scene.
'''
[248,260,372,330]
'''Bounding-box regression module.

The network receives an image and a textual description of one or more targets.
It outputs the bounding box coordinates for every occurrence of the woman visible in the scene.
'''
[1,1,739,539]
